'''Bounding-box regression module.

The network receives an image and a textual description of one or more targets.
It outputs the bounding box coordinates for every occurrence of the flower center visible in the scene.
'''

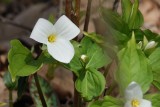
[131,99,140,107]
[48,34,56,43]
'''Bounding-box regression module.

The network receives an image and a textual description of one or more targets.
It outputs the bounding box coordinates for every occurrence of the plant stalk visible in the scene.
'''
[73,0,81,26]
[65,0,72,19]
[83,0,92,32]
[34,73,47,107]
[65,0,82,106]
[73,74,82,107]
[9,90,13,107]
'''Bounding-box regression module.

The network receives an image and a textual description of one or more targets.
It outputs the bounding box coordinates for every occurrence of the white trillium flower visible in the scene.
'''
[30,15,80,63]
[144,41,157,50]
[124,82,152,107]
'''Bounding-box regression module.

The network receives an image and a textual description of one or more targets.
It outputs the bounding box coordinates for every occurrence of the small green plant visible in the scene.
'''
[5,0,160,107]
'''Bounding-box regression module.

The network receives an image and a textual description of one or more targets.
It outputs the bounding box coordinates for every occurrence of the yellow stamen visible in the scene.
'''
[48,34,56,43]
[131,99,140,107]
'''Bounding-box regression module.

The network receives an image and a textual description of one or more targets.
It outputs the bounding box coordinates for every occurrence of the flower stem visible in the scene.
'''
[65,0,72,19]
[65,0,82,106]
[83,0,92,32]
[73,75,82,107]
[34,73,47,107]
[74,0,81,26]
[9,90,13,107]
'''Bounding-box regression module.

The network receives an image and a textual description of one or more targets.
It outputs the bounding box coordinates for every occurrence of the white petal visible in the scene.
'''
[54,15,80,40]
[125,81,143,100]
[124,101,132,107]
[30,18,54,44]
[47,38,74,63]
[140,99,152,107]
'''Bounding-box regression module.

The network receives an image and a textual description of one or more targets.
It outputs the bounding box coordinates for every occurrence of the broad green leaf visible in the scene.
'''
[149,48,160,72]
[89,101,103,107]
[8,40,43,81]
[110,29,129,47]
[149,48,160,90]
[30,75,58,107]
[101,7,129,34]
[152,73,160,90]
[89,96,123,107]
[121,0,132,22]
[66,37,111,77]
[121,0,144,29]
[116,33,153,95]
[83,32,105,44]
[80,37,98,55]
[144,93,160,107]
[3,71,17,90]
[102,96,123,107]
[75,68,106,101]
[131,10,144,29]
[128,0,139,28]
[81,37,110,69]
[64,55,83,77]
[86,48,110,69]
[66,37,110,77]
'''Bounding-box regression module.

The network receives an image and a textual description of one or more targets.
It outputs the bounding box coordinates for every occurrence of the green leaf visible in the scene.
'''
[121,0,144,29]
[48,15,55,23]
[89,101,103,107]
[65,56,83,77]
[3,71,18,90]
[121,0,143,28]
[66,37,111,76]
[149,48,160,71]
[75,68,106,101]
[8,40,43,81]
[86,48,110,69]
[144,93,160,107]
[89,96,123,107]
[83,32,105,44]
[101,8,129,34]
[149,48,160,90]
[110,29,129,46]
[30,75,58,107]
[121,0,132,23]
[102,96,123,107]
[116,33,153,95]
[81,37,111,69]
[131,10,144,29]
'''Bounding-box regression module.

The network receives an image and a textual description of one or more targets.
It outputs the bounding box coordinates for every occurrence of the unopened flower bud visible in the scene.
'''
[80,54,88,63]
[144,41,157,50]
